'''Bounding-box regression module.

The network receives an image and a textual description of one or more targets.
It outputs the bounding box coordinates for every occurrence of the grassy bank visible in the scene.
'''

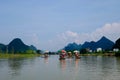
[0,52,117,58]
[0,53,41,58]
[80,52,115,56]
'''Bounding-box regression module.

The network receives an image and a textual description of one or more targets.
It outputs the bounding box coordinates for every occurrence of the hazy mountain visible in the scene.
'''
[81,41,96,50]
[29,45,37,51]
[94,36,114,50]
[0,43,6,53]
[64,42,81,51]
[113,38,120,49]
[63,36,114,51]
[0,38,38,53]
[8,38,30,53]
[82,36,114,51]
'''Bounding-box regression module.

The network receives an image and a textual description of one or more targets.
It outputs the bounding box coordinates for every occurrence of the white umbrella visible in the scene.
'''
[74,50,79,53]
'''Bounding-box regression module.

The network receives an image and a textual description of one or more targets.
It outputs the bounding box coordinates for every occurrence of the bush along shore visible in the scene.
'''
[115,51,120,56]
[80,52,115,56]
[0,51,120,58]
[0,53,41,58]
[80,51,120,56]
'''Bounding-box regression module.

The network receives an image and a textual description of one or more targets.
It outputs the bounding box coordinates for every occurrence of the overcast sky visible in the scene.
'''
[0,0,120,51]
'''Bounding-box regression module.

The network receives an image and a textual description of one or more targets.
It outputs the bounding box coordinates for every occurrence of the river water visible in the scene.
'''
[0,55,120,80]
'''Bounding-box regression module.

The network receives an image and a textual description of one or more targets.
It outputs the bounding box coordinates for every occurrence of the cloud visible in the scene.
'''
[22,22,120,51]
[91,22,120,41]
[57,31,79,43]
[31,34,40,45]
[23,33,40,47]
[49,22,120,51]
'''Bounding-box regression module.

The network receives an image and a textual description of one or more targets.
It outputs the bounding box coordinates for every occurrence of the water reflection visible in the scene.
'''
[8,58,25,76]
[116,57,120,70]
[7,57,36,76]
[75,59,79,70]
[1,56,120,80]
[59,60,66,71]
[59,58,80,72]
[0,59,8,68]
[44,57,49,64]
[80,56,120,80]
[98,56,119,80]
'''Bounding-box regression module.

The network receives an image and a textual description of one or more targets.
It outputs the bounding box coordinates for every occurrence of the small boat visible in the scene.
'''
[59,50,67,60]
[74,50,80,59]
[44,53,49,58]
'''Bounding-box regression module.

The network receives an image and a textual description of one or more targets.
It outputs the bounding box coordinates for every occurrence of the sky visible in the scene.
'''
[0,0,120,51]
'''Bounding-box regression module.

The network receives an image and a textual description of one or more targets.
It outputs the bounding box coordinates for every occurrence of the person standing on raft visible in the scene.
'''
[59,50,67,60]
[74,50,80,59]
[67,52,73,58]
[44,50,49,58]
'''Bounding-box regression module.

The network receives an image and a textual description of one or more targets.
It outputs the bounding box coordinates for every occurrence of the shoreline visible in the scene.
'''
[0,53,41,58]
[0,53,116,58]
[80,53,115,56]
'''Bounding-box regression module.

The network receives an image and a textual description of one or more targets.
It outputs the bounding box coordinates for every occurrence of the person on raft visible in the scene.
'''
[67,52,73,58]
[59,50,67,60]
[44,50,49,58]
[74,50,80,59]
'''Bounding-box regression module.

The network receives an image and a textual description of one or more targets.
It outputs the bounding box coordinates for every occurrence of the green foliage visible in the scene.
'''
[26,50,34,54]
[113,38,120,49]
[36,50,42,54]
[0,53,41,58]
[80,48,88,54]
[115,51,120,56]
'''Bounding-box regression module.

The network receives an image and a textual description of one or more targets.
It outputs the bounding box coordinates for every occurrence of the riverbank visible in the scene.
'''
[80,52,115,56]
[0,53,41,58]
[0,52,117,58]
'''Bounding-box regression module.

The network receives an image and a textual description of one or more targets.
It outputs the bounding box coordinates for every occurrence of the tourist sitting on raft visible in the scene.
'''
[59,50,67,60]
[44,51,49,58]
[67,52,73,58]
[74,50,80,59]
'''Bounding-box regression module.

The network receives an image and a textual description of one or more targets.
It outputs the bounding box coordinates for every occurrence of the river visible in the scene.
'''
[0,55,120,80]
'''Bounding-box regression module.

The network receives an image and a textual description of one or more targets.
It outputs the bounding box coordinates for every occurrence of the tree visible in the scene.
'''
[80,48,88,54]
[113,38,120,50]
[36,50,42,54]
[26,50,34,54]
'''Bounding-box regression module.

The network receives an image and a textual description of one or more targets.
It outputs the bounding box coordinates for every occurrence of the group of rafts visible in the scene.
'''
[59,50,80,60]
[42,50,80,60]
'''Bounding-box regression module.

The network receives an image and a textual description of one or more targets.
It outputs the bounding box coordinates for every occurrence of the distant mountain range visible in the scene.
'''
[64,42,81,51]
[63,36,115,51]
[0,38,37,53]
[0,43,6,52]
[0,36,119,53]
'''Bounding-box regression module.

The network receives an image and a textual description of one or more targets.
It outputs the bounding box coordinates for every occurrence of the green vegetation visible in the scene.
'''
[80,49,116,56]
[115,51,120,56]
[65,49,116,56]
[80,52,115,56]
[0,53,41,58]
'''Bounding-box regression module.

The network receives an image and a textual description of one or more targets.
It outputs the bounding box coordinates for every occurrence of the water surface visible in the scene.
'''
[0,55,120,80]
